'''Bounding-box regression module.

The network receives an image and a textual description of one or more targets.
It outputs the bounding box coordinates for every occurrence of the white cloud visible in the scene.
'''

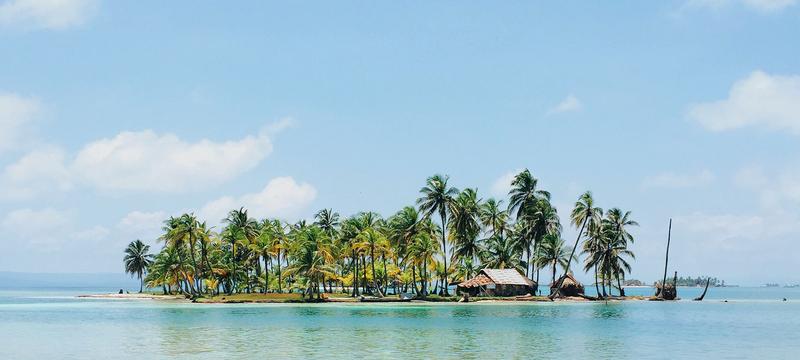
[70,225,109,242]
[547,94,582,115]
[642,169,715,189]
[688,71,800,134]
[674,211,800,251]
[0,93,39,153]
[743,0,797,11]
[200,176,317,224]
[0,0,97,30]
[735,165,800,210]
[0,146,72,200]
[0,208,73,247]
[117,210,167,242]
[71,127,274,192]
[490,169,522,198]
[684,0,796,12]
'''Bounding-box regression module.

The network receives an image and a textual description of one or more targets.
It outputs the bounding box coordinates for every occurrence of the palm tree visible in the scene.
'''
[449,188,483,279]
[479,198,508,240]
[525,199,561,291]
[387,207,423,261]
[536,234,574,286]
[160,216,197,295]
[507,169,551,277]
[551,191,602,298]
[124,240,154,293]
[223,208,259,294]
[480,235,524,273]
[284,226,335,300]
[417,174,458,296]
[582,218,606,297]
[408,229,439,297]
[355,228,390,296]
[603,208,638,296]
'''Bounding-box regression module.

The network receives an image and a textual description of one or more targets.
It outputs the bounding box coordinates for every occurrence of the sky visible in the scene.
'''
[1,0,799,285]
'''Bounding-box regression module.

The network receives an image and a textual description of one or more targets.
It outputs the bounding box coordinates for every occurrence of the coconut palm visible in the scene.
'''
[603,208,638,296]
[386,206,423,267]
[535,234,574,286]
[223,208,259,294]
[507,169,551,277]
[408,229,439,297]
[551,191,602,298]
[449,188,483,279]
[417,174,458,296]
[159,216,197,295]
[525,199,561,290]
[481,235,524,273]
[355,228,390,296]
[284,226,335,300]
[479,198,508,239]
[581,218,606,297]
[124,239,154,293]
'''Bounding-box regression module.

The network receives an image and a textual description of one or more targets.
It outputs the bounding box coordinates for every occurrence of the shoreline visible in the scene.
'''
[76,293,659,304]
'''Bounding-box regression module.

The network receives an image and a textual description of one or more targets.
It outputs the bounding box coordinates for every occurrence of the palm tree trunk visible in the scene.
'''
[550,216,589,299]
[411,266,419,294]
[361,255,368,295]
[264,256,269,294]
[382,252,388,294]
[277,250,282,293]
[594,264,601,299]
[439,212,450,296]
[351,252,359,296]
[139,270,143,293]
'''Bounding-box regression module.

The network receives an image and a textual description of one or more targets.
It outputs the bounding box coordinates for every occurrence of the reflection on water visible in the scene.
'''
[2,288,800,359]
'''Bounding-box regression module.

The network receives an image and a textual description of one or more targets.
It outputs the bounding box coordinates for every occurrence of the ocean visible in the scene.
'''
[1,287,798,359]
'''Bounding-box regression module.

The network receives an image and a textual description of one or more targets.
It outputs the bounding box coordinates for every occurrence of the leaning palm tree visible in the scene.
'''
[124,239,154,293]
[417,174,458,296]
[550,191,602,298]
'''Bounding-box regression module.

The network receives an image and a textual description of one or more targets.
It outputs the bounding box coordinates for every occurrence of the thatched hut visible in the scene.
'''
[457,269,536,297]
[551,273,585,297]
[655,282,677,300]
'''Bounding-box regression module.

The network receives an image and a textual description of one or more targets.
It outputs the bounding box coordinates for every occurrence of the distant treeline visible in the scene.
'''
[651,276,723,287]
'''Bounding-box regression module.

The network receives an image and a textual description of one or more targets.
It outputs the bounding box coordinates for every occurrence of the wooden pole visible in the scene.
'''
[659,219,672,298]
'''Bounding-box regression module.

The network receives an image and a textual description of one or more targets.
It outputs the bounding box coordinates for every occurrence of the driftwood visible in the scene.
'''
[693,278,711,301]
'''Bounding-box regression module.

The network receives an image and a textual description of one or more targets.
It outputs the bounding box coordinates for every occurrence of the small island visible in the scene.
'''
[117,170,682,304]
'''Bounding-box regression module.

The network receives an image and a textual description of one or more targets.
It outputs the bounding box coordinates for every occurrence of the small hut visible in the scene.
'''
[457,269,536,297]
[551,273,585,297]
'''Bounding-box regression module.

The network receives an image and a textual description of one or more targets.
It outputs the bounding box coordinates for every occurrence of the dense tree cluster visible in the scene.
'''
[124,170,637,299]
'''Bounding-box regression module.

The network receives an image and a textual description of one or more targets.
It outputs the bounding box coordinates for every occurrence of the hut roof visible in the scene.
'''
[457,273,493,288]
[481,269,535,286]
[552,272,583,288]
[458,269,536,288]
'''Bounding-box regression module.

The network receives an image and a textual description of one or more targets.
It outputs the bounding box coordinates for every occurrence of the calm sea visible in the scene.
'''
[1,287,798,359]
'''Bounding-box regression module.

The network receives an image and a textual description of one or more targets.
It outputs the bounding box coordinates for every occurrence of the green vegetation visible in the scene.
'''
[664,276,724,287]
[123,239,154,293]
[130,170,637,301]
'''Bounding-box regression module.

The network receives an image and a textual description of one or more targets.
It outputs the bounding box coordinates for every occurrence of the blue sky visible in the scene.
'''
[1,0,799,285]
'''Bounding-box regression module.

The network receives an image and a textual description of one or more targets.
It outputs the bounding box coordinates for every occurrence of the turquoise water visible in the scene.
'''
[1,287,798,359]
